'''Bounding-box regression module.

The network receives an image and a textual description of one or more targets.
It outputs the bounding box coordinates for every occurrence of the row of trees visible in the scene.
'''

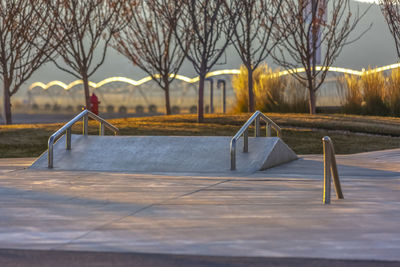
[0,0,396,125]
[0,0,127,124]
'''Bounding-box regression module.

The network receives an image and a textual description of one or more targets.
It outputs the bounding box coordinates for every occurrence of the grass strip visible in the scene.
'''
[1,113,400,158]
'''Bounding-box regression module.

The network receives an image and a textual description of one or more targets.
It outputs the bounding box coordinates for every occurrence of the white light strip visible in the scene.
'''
[28,64,399,91]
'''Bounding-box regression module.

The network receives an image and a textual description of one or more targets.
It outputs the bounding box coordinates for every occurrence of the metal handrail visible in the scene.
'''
[322,136,344,204]
[48,109,119,168]
[230,111,281,170]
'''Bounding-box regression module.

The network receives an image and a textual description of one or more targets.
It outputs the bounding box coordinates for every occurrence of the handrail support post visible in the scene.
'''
[48,145,53,168]
[255,116,260,137]
[323,136,344,204]
[230,140,236,170]
[330,143,344,199]
[323,139,331,204]
[66,128,72,150]
[83,114,88,135]
[243,129,248,153]
[100,123,105,136]
[266,123,271,137]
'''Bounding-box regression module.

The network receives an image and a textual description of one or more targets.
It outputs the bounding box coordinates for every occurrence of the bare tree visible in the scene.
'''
[230,0,283,112]
[45,0,128,109]
[380,0,400,58]
[273,0,370,114]
[0,0,59,124]
[111,0,187,115]
[161,0,237,122]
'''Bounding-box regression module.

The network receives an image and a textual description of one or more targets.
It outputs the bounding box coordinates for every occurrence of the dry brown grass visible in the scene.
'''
[232,66,250,113]
[232,65,290,113]
[254,65,286,111]
[387,67,400,115]
[339,68,393,115]
[232,65,309,113]
[361,68,389,115]
[339,74,363,114]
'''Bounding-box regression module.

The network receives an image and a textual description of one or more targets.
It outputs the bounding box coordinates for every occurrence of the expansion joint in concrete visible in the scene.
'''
[53,179,231,250]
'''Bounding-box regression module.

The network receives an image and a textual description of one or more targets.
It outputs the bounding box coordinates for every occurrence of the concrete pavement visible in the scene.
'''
[0,249,398,267]
[0,150,399,264]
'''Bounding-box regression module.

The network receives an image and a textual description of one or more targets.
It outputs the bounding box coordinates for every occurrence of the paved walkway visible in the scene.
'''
[0,150,399,264]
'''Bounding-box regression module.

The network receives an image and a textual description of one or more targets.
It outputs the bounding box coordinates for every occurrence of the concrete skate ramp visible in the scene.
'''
[30,135,297,173]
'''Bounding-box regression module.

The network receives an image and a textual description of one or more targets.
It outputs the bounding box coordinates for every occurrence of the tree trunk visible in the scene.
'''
[309,88,317,115]
[164,83,171,115]
[310,0,317,116]
[3,82,12,124]
[247,67,255,113]
[82,74,91,110]
[198,74,205,123]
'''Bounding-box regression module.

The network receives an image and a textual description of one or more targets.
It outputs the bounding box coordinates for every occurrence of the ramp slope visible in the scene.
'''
[31,135,297,173]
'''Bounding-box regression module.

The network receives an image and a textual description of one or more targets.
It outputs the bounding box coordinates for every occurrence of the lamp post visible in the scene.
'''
[217,79,226,113]
[206,78,214,113]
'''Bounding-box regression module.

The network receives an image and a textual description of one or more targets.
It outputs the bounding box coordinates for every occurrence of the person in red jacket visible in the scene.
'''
[90,93,100,115]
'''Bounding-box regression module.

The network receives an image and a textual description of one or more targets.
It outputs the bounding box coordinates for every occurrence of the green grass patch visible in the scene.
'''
[1,113,400,158]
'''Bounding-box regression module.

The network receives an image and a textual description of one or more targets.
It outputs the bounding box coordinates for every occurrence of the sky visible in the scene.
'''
[21,0,397,92]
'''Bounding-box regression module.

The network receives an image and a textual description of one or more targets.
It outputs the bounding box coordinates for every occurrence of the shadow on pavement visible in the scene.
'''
[0,248,399,267]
